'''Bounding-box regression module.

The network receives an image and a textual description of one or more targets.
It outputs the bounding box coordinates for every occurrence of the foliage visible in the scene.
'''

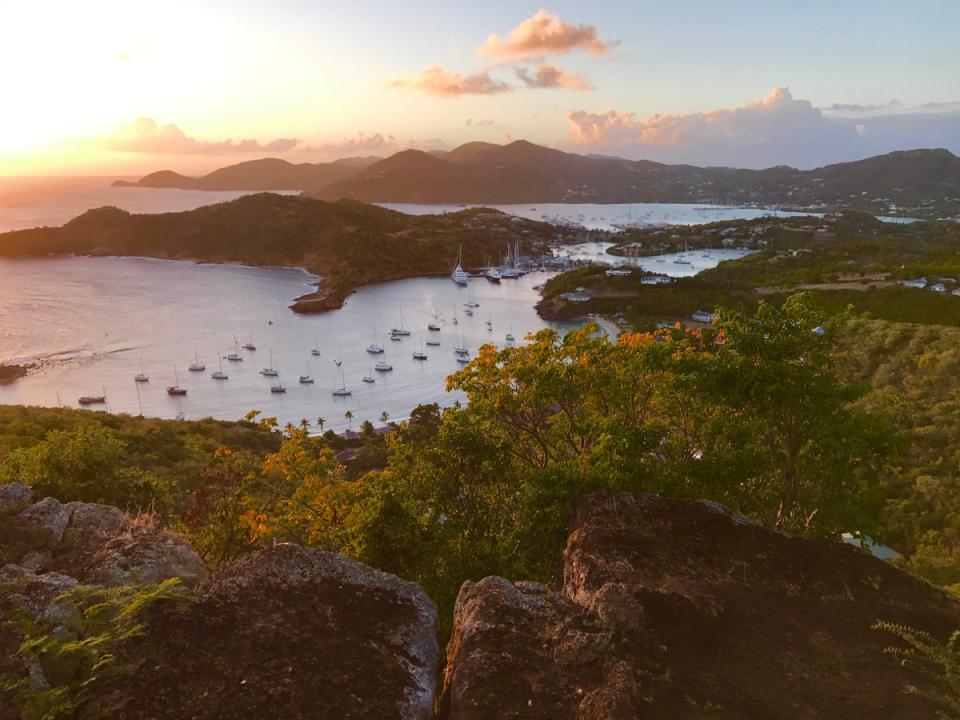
[2,579,194,720]
[874,621,960,719]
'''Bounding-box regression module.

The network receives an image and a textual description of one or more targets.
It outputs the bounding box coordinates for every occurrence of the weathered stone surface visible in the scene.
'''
[440,492,960,720]
[0,482,31,514]
[110,543,439,720]
[16,497,72,544]
[7,496,206,589]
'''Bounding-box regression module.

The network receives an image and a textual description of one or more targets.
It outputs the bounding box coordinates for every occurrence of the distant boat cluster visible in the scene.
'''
[76,298,522,413]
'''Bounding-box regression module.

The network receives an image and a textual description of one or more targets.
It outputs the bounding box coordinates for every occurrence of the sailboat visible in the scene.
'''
[451,245,470,285]
[332,366,351,396]
[79,387,107,405]
[362,367,376,383]
[463,290,480,308]
[412,336,428,360]
[391,308,412,336]
[134,359,149,383]
[506,325,515,343]
[375,359,393,371]
[299,361,315,384]
[452,306,459,325]
[242,339,256,351]
[188,351,205,372]
[426,308,442,331]
[485,313,493,331]
[225,338,243,362]
[311,338,321,357]
[500,242,520,279]
[366,327,384,354]
[211,354,228,380]
[260,349,279,376]
[166,366,187,396]
[270,376,287,393]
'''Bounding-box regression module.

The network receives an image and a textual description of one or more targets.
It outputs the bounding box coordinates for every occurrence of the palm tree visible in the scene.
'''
[344,410,354,430]
[299,418,310,430]
[316,417,325,433]
[380,410,390,425]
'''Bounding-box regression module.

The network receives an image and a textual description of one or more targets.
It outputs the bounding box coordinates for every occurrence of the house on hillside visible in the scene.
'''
[691,310,714,324]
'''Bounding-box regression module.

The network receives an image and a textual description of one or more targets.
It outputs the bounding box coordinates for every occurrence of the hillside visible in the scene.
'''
[310,142,960,218]
[0,193,564,313]
[112,157,367,191]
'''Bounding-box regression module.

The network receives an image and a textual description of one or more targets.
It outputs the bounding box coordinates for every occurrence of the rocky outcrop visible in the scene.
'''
[5,494,206,588]
[440,492,960,720]
[109,544,438,719]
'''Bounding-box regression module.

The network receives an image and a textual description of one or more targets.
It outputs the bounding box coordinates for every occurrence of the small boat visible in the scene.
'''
[464,308,474,317]
[299,375,314,384]
[167,367,187,396]
[311,348,321,357]
[260,349,279,376]
[78,394,106,405]
[225,340,243,362]
[211,355,228,380]
[391,308,412,336]
[426,337,441,346]
[270,383,287,393]
[188,351,205,372]
[451,245,470,285]
[390,334,402,342]
[134,359,149,383]
[485,267,501,283]
[428,323,441,332]
[506,333,515,343]
[412,350,428,360]
[375,360,393,371]
[673,258,691,265]
[485,315,493,331]
[242,342,256,351]
[332,367,351,396]
[456,355,470,364]
[362,369,376,383]
[367,343,384,353]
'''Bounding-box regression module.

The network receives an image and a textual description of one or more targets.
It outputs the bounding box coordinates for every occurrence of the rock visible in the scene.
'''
[0,482,31,514]
[440,492,960,720]
[16,496,72,544]
[7,498,206,589]
[109,543,439,720]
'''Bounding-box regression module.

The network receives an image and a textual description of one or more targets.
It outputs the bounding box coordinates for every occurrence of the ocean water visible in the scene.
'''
[0,256,577,430]
[556,242,756,277]
[0,176,295,233]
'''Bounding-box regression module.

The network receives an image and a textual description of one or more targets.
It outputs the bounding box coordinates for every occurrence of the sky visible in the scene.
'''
[1,0,958,175]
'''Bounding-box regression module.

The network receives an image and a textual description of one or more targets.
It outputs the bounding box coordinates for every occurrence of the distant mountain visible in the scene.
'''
[115,143,960,219]
[309,142,960,219]
[113,158,365,191]
[0,194,561,314]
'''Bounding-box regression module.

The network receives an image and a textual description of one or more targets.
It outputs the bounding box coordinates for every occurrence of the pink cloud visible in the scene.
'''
[565,87,960,168]
[515,63,592,90]
[388,65,510,98]
[479,10,609,61]
[106,117,299,155]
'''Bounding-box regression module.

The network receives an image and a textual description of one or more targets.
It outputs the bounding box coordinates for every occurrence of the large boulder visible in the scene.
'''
[108,543,438,720]
[8,494,206,588]
[0,482,30,514]
[440,492,960,720]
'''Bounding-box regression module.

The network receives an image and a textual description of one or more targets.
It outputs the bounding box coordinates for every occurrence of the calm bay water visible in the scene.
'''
[0,256,576,431]
[380,202,817,230]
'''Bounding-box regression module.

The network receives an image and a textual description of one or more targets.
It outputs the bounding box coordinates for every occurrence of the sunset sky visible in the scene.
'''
[2,0,958,175]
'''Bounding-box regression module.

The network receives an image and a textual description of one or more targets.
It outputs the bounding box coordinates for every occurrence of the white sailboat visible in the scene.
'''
[166,366,187,396]
[366,326,384,353]
[225,338,243,361]
[260,349,279,376]
[451,245,469,285]
[391,308,412,337]
[134,359,149,383]
[211,354,228,380]
[188,350,205,372]
[332,367,352,396]
[375,360,393,371]
[299,361,315,384]
[362,367,376,383]
[412,335,428,360]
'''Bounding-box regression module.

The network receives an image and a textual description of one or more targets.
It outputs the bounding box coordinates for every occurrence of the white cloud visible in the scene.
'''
[566,88,960,168]
[106,118,299,155]
[479,10,610,61]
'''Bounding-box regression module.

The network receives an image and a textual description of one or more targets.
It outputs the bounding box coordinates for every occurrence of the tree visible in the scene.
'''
[316,417,325,433]
[380,411,390,425]
[344,410,354,430]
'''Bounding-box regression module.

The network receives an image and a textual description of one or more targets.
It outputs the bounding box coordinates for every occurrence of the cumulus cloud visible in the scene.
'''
[106,117,299,155]
[515,63,592,90]
[566,88,960,169]
[309,132,398,155]
[479,10,609,61]
[388,65,510,97]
